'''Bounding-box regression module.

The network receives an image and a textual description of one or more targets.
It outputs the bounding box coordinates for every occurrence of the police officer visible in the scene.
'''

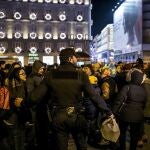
[29,48,112,150]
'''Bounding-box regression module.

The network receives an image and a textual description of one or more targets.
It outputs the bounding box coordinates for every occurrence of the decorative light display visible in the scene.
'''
[60,33,66,39]
[0,31,5,39]
[45,47,52,54]
[77,33,83,40]
[45,13,52,20]
[15,47,22,54]
[0,46,6,54]
[29,32,37,39]
[76,0,83,4]
[77,15,83,21]
[0,11,5,19]
[59,0,66,4]
[76,47,82,52]
[44,33,52,39]
[14,32,22,39]
[44,0,52,3]
[29,13,37,20]
[14,12,22,20]
[59,14,66,21]
[29,47,37,53]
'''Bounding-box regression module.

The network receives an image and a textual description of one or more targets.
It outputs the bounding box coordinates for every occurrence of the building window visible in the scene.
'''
[76,0,83,5]
[59,0,66,4]
[44,0,52,3]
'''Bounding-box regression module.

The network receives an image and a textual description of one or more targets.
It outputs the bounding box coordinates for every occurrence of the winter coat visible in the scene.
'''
[113,70,147,122]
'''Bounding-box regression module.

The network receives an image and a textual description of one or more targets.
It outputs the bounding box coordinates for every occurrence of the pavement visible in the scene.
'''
[68,123,150,150]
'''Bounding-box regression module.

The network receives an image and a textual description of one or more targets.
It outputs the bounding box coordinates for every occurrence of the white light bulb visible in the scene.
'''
[59,0,66,4]
[77,33,83,40]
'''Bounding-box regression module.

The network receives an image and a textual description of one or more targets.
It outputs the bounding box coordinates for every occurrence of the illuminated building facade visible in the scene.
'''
[92,24,114,64]
[113,0,150,63]
[0,0,92,65]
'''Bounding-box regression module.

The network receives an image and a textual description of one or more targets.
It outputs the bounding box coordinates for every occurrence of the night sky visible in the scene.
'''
[91,0,118,37]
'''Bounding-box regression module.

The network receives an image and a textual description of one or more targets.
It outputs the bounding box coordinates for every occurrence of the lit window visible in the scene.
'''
[14,32,22,39]
[45,13,52,20]
[30,0,37,2]
[29,32,37,39]
[76,15,83,21]
[44,33,52,39]
[45,47,52,54]
[59,14,66,21]
[14,12,22,20]
[0,46,6,54]
[29,47,37,53]
[60,33,66,39]
[0,11,5,19]
[29,13,37,20]
[77,33,83,40]
[59,0,66,4]
[15,47,22,54]
[44,0,52,3]
[69,0,75,4]
[76,0,83,4]
[0,31,5,39]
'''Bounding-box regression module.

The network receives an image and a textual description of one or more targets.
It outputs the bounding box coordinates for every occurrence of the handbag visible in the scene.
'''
[100,116,120,143]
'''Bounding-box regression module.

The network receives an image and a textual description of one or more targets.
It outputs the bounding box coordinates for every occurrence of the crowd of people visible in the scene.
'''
[0,48,150,150]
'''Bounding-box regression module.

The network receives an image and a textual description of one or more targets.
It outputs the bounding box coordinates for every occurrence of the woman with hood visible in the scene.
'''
[113,69,147,150]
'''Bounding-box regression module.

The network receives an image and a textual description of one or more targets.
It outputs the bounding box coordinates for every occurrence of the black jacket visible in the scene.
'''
[29,62,111,114]
[113,70,147,122]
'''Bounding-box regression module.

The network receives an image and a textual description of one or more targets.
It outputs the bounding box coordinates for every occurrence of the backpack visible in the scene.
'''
[0,86,10,110]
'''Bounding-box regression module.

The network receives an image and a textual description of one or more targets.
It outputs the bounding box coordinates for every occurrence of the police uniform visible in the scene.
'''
[29,48,111,150]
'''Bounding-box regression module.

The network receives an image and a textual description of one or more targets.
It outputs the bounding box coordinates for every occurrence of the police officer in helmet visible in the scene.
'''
[29,48,112,150]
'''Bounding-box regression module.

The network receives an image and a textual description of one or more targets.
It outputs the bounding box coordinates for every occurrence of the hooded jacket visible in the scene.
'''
[26,60,44,93]
[113,70,147,122]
